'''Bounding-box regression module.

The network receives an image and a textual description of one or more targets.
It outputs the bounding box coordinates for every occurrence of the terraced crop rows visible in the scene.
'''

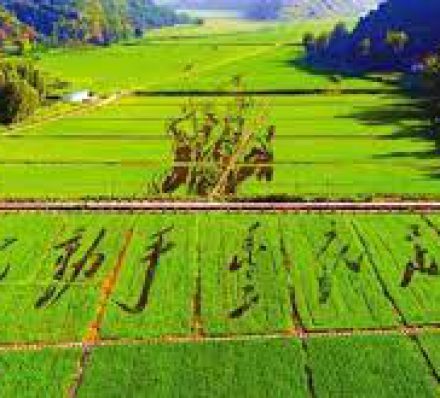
[1,91,437,199]
[1,18,438,201]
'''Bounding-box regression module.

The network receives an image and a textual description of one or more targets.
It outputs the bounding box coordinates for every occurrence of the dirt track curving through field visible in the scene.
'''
[1,200,440,212]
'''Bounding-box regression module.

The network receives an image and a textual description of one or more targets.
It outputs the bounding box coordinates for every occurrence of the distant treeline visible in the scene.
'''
[0,0,195,47]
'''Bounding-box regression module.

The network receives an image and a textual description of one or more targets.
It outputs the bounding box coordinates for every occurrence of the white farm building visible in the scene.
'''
[63,90,93,103]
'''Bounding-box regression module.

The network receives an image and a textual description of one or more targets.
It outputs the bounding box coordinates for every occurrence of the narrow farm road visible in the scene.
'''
[3,90,130,136]
[1,322,439,354]
[0,200,440,212]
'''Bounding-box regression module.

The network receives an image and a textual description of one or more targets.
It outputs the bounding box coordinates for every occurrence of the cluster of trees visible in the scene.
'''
[0,61,47,124]
[301,0,440,148]
[0,0,194,46]
[303,0,440,72]
[303,22,411,71]
[421,53,440,138]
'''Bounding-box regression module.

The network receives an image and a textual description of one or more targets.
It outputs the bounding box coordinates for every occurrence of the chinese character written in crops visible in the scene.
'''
[0,237,17,282]
[317,221,364,304]
[114,225,175,314]
[401,224,439,288]
[35,228,106,308]
[228,222,267,319]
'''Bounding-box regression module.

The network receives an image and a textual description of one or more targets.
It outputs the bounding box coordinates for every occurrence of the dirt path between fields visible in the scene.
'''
[64,228,134,398]
[0,200,440,212]
[1,323,439,354]
[85,229,134,344]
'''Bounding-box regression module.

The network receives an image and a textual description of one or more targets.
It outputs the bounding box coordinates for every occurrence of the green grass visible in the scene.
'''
[308,335,438,398]
[0,348,79,398]
[77,338,308,398]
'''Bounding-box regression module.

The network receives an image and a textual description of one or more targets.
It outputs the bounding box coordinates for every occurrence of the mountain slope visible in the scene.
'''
[159,0,381,17]
[286,0,380,18]
[0,0,190,44]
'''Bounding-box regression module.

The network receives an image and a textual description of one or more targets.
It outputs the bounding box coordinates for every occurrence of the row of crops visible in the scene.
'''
[0,212,439,343]
[1,334,439,397]
[1,92,438,199]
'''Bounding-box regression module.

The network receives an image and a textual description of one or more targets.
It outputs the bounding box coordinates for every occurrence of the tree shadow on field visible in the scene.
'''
[340,98,440,181]
[287,58,401,89]
[285,53,440,188]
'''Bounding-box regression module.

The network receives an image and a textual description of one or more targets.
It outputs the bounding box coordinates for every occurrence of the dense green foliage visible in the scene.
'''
[0,60,47,124]
[0,0,193,45]
[0,15,439,398]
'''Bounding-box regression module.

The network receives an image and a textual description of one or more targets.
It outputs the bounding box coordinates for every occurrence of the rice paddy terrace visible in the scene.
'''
[0,18,439,398]
[0,19,437,200]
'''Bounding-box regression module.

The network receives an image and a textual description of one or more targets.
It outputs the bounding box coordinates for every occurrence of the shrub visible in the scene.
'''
[0,78,39,124]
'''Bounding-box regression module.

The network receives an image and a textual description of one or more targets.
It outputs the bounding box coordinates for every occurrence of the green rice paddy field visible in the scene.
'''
[1,18,440,398]
[0,19,437,200]
[0,212,439,397]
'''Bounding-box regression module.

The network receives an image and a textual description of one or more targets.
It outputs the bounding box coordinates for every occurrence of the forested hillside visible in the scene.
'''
[305,0,440,71]
[0,0,191,45]
[0,5,35,46]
